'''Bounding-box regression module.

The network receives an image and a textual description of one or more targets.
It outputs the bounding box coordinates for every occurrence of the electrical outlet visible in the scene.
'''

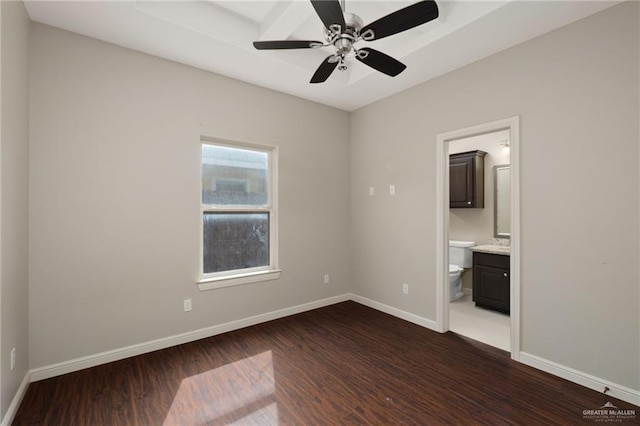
[324,274,330,284]
[183,299,192,312]
[369,186,375,196]
[402,283,409,295]
[389,185,396,195]
[10,348,16,371]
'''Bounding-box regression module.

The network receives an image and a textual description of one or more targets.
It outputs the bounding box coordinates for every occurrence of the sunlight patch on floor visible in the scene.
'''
[164,350,278,425]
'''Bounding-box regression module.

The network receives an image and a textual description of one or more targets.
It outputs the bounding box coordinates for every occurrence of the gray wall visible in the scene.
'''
[1,0,30,419]
[350,2,639,390]
[29,23,351,368]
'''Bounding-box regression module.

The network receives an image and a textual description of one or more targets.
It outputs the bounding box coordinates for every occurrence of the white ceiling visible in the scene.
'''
[24,0,619,111]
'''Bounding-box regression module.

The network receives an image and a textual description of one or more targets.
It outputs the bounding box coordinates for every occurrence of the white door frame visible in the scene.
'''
[435,116,521,360]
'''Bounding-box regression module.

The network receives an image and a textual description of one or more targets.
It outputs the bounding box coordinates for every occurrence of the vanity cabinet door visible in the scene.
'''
[450,150,486,208]
[473,265,510,314]
[472,252,510,314]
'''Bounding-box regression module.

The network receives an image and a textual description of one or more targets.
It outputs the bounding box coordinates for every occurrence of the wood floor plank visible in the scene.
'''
[12,301,638,425]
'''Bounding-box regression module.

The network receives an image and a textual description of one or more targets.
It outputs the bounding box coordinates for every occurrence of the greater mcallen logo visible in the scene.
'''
[583,401,637,422]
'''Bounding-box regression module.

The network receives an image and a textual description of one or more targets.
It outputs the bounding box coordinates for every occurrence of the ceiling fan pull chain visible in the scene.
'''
[338,56,348,71]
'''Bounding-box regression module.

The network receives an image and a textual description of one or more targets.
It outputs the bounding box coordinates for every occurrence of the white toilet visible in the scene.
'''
[449,240,475,301]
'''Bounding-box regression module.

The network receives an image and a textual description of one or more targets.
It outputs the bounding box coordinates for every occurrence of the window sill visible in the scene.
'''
[197,269,281,291]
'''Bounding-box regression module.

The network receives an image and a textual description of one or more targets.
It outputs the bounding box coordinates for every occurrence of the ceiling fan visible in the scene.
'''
[253,0,439,83]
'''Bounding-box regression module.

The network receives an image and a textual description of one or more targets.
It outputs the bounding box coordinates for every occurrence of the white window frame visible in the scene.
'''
[197,136,280,291]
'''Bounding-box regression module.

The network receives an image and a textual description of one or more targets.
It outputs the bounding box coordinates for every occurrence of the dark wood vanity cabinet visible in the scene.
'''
[473,251,510,314]
[450,150,486,208]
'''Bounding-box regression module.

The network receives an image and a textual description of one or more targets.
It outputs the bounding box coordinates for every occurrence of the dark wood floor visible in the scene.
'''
[13,301,638,425]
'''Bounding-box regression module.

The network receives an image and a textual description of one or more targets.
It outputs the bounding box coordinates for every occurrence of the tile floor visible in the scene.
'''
[449,292,511,352]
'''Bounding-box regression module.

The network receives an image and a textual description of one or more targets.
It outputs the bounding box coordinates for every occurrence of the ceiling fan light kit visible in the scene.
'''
[253,0,439,84]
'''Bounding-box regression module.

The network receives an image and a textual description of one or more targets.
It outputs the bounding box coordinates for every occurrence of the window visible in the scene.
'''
[198,138,279,290]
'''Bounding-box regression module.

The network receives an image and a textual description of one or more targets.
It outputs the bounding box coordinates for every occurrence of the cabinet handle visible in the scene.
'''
[503,273,508,277]
[467,201,472,205]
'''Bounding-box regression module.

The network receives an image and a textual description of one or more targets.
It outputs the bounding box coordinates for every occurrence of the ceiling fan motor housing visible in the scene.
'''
[324,12,363,44]
[343,12,364,35]
[324,11,364,69]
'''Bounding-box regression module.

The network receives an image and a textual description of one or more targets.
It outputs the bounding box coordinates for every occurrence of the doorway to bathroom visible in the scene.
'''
[435,117,520,359]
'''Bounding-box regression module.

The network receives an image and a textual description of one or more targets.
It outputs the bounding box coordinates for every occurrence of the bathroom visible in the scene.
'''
[448,129,511,351]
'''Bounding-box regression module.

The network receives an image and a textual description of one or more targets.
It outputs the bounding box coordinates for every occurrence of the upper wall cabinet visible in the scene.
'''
[450,150,487,208]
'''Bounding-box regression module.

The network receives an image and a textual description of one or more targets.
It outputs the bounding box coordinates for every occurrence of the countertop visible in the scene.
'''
[471,244,510,256]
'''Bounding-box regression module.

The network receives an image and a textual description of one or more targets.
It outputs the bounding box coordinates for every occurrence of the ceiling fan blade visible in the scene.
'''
[310,0,346,31]
[253,40,323,50]
[360,0,439,41]
[310,55,339,83]
[355,48,406,77]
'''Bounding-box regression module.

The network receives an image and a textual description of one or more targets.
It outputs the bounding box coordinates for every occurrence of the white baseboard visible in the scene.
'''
[16,294,640,415]
[351,296,639,408]
[350,294,439,332]
[30,293,351,382]
[1,372,30,426]
[519,352,640,407]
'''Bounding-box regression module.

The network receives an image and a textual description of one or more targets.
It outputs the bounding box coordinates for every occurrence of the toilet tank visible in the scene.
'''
[449,240,475,268]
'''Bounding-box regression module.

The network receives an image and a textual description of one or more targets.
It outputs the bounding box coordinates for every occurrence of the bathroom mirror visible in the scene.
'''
[494,165,511,238]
